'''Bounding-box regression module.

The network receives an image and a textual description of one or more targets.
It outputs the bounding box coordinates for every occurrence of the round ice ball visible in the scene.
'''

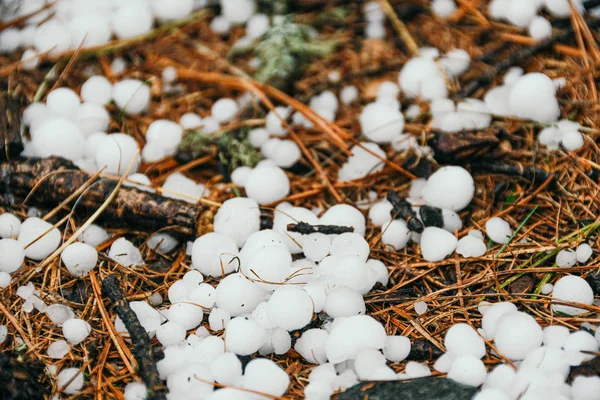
[486,217,512,244]
[46,88,80,118]
[61,242,98,277]
[18,218,61,261]
[420,227,458,262]
[112,4,154,40]
[319,204,366,237]
[215,273,265,317]
[150,0,193,21]
[62,318,92,346]
[0,239,24,273]
[213,197,260,248]
[444,323,486,359]
[112,79,151,115]
[244,165,290,205]
[81,76,112,105]
[192,232,239,277]
[447,356,487,387]
[31,118,84,162]
[224,316,267,356]
[325,315,387,364]
[494,311,543,360]
[267,287,313,331]
[551,275,594,316]
[57,368,84,394]
[422,166,475,211]
[359,102,404,143]
[95,133,141,175]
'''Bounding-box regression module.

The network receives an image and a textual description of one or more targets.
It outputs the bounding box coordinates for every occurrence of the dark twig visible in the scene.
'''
[286,221,354,235]
[0,93,24,161]
[407,338,445,361]
[386,191,424,233]
[419,205,444,228]
[101,275,166,400]
[470,160,553,183]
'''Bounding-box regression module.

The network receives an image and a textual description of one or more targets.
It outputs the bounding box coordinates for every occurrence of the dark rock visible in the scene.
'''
[338,377,478,400]
[0,351,48,400]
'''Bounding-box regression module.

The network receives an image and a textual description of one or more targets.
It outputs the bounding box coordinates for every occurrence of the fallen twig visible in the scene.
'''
[386,191,424,233]
[286,222,354,235]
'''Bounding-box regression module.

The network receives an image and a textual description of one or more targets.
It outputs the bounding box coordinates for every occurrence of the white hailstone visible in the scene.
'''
[167,302,203,330]
[539,283,554,295]
[248,128,269,148]
[398,56,447,100]
[494,311,543,360]
[486,217,512,244]
[368,200,393,227]
[95,133,141,176]
[156,322,186,346]
[160,66,178,85]
[18,218,61,261]
[444,323,486,359]
[325,315,387,364]
[62,318,92,346]
[241,358,289,398]
[34,21,71,55]
[211,352,242,385]
[440,49,470,77]
[31,118,84,161]
[456,235,487,258]
[0,28,20,53]
[145,120,183,156]
[338,142,387,181]
[504,67,524,85]
[323,287,366,318]
[447,356,487,387]
[340,85,359,105]
[482,364,518,395]
[272,207,318,254]
[0,272,10,288]
[270,328,291,354]
[78,102,110,135]
[359,102,404,143]
[125,174,154,193]
[161,173,205,203]
[266,106,291,137]
[434,354,454,374]
[405,361,432,378]
[81,76,112,106]
[209,308,231,331]
[365,21,386,39]
[82,131,107,160]
[215,273,265,316]
[239,245,292,290]
[150,0,193,21]
[572,376,600,400]
[367,259,389,286]
[376,81,399,100]
[483,86,511,116]
[381,220,411,251]
[330,232,370,261]
[23,102,50,128]
[46,88,80,118]
[267,287,313,331]
[78,224,109,247]
[192,232,239,277]
[246,13,269,38]
[353,348,387,380]
[244,165,290,205]
[225,317,267,355]
[261,138,301,168]
[123,382,148,400]
[0,239,24,273]
[556,249,576,268]
[112,79,151,115]
[69,14,112,48]
[220,0,256,24]
[505,0,539,28]
[188,283,216,309]
[576,243,592,263]
[383,335,411,362]
[481,302,518,340]
[521,346,570,379]
[431,0,457,17]
[528,16,552,41]
[414,301,428,315]
[130,301,162,333]
[146,292,162,307]
[456,98,492,130]
[61,242,98,277]
[166,364,214,399]
[420,227,458,262]
[230,166,251,187]
[111,4,154,39]
[179,113,203,130]
[48,340,70,359]
[564,330,599,366]
[210,15,232,35]
[508,73,560,123]
[423,166,475,211]
[543,325,570,349]
[551,275,594,316]
[211,98,238,123]
[319,204,366,237]
[303,233,331,262]
[21,49,40,70]
[546,0,582,17]
[561,130,585,151]
[214,197,261,249]
[108,238,144,267]
[57,368,84,394]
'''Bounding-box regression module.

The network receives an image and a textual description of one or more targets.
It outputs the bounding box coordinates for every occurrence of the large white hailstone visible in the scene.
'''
[248,127,269,148]
[398,56,447,100]
[31,118,84,161]
[448,356,487,387]
[272,207,318,254]
[167,303,203,331]
[95,133,141,175]
[543,325,570,349]
[508,73,560,123]
[564,330,599,365]
[572,376,600,400]
[456,235,486,258]
[209,308,231,331]
[145,120,183,156]
[431,0,457,17]
[215,273,265,316]
[244,165,290,205]
[220,0,256,24]
[112,4,154,39]
[485,217,512,244]
[108,238,144,267]
[561,130,585,151]
[188,283,216,309]
[241,358,290,398]
[494,311,543,360]
[260,138,301,168]
[303,233,331,262]
[340,85,359,105]
[156,321,186,346]
[546,0,583,17]
[34,21,71,55]
[69,14,111,48]
[330,233,369,262]
[213,197,260,247]
[57,368,84,394]
[239,245,292,290]
[440,49,470,77]
[528,16,552,41]
[112,79,151,115]
[211,98,239,123]
[246,13,270,39]
[422,166,475,211]
[294,329,329,364]
[48,340,70,359]
[83,132,107,160]
[123,382,148,400]
[353,348,387,380]
[62,318,92,345]
[192,232,239,277]
[225,317,267,355]
[211,352,242,385]
[383,335,411,362]
[505,0,539,28]
[405,361,432,378]
[521,346,570,378]
[338,142,387,181]
[325,315,387,364]
[77,103,110,136]
[444,323,486,359]
[47,88,81,118]
[369,200,393,227]
[359,102,404,143]
[150,0,193,21]
[267,287,313,331]
[319,204,366,237]
[0,28,20,53]
[18,218,61,261]
[265,106,291,136]
[481,302,518,340]
[78,224,109,247]
[23,102,50,128]
[576,243,592,263]
[551,275,594,316]
[556,249,576,268]
[61,242,98,277]
[381,220,411,251]
[167,363,214,399]
[420,227,458,262]
[0,239,24,273]
[323,287,366,318]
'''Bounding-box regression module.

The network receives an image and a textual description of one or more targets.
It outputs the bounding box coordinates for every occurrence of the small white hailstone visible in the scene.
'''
[17,283,46,313]
[230,166,251,187]
[508,73,560,123]
[166,364,214,400]
[552,275,594,315]
[564,330,599,365]
[18,217,61,261]
[251,302,274,330]
[481,302,518,340]
[340,86,359,105]
[448,356,487,387]
[215,273,265,317]
[125,173,154,193]
[225,317,267,355]
[303,233,331,262]
[0,239,24,274]
[188,283,216,309]
[431,0,457,17]
[209,308,231,331]
[192,232,239,277]
[423,166,475,211]
[146,120,183,156]
[211,352,242,385]
[161,66,177,84]
[246,13,269,38]
[440,48,471,77]
[211,98,238,123]
[108,238,144,267]
[265,106,291,136]
[376,81,399,100]
[215,197,261,249]
[245,165,290,205]
[546,0,583,17]
[31,118,84,162]
[528,16,552,41]
[23,102,50,127]
[34,21,71,55]
[45,304,75,327]
[239,245,292,290]
[46,88,80,118]
[383,335,411,362]
[0,325,6,344]
[156,321,186,346]
[405,361,431,378]
[543,325,570,349]
[323,287,366,318]
[399,56,448,100]
[319,204,366,237]
[561,130,584,151]
[82,131,107,160]
[61,242,98,277]
[150,0,193,21]
[494,311,543,360]
[112,79,151,115]
[330,232,370,261]
[95,133,141,176]
[483,86,511,116]
[179,113,203,130]
[167,302,203,331]
[456,98,492,130]
[539,283,554,296]
[21,49,40,70]
[220,0,256,24]
[556,249,576,268]
[123,382,148,400]
[456,235,487,258]
[576,243,592,263]
[332,369,360,391]
[0,28,20,53]
[69,14,112,48]
[261,138,301,168]
[0,272,10,288]
[57,368,84,394]
[241,358,290,398]
[48,340,70,359]
[325,315,387,364]
[295,329,329,364]
[420,227,458,262]
[353,348,387,380]
[270,328,292,354]
[482,364,517,394]
[366,259,389,286]
[302,282,326,314]
[381,220,411,251]
[338,142,387,181]
[468,229,484,240]
[486,217,512,244]
[79,224,109,247]
[359,102,404,143]
[442,209,463,233]
[368,200,393,227]
[111,4,154,40]
[62,318,92,346]
[248,127,269,148]
[267,287,313,331]
[210,15,232,35]
[78,102,110,135]
[505,0,539,28]
[414,301,428,315]
[445,323,486,359]
[433,353,453,373]
[130,301,162,333]
[572,376,600,400]
[365,21,386,39]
